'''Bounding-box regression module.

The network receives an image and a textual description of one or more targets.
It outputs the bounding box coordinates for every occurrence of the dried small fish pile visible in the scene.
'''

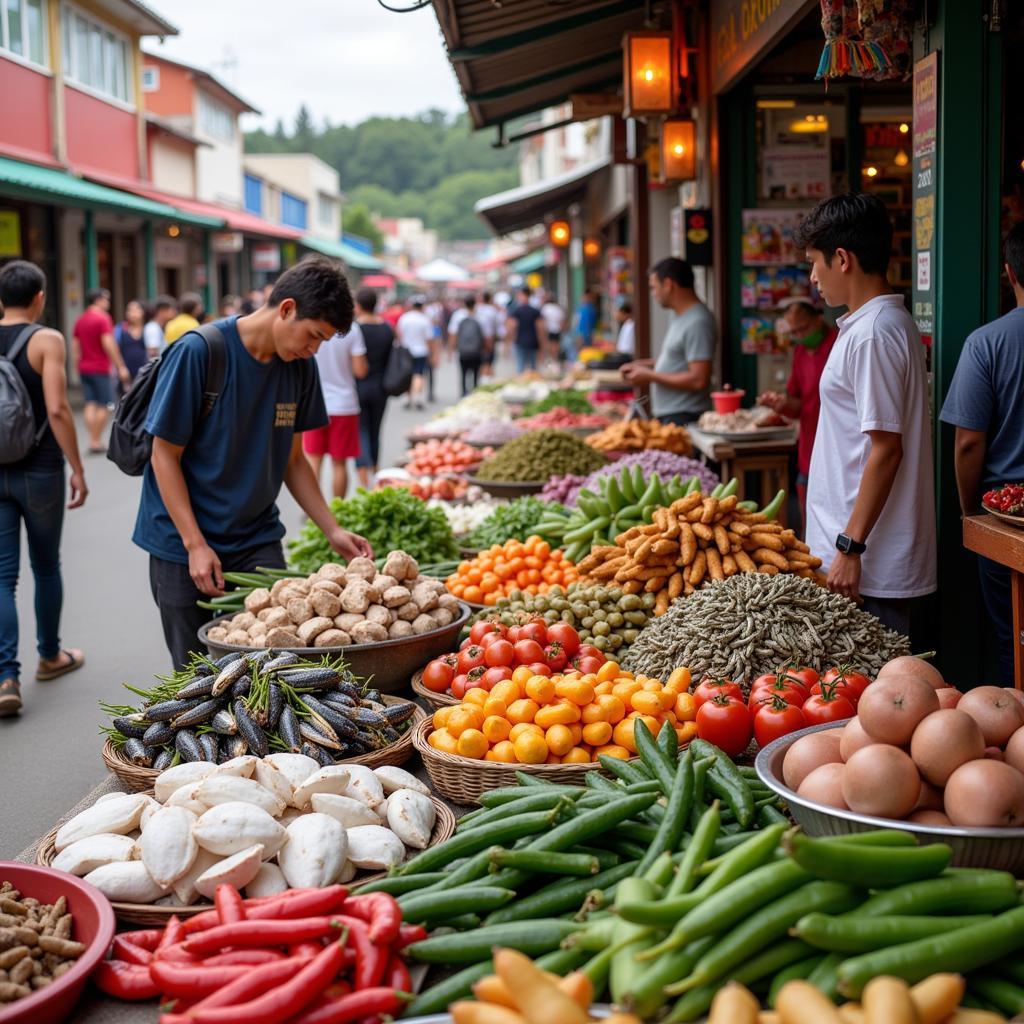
[101,650,417,769]
[623,573,911,687]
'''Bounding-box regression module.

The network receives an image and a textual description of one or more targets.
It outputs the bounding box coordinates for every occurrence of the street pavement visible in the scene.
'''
[1,351,491,858]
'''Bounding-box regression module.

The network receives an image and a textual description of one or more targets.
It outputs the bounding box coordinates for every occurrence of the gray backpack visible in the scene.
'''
[456,315,485,358]
[0,324,45,465]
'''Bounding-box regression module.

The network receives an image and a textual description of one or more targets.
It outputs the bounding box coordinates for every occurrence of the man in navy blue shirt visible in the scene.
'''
[940,222,1024,683]
[135,256,372,668]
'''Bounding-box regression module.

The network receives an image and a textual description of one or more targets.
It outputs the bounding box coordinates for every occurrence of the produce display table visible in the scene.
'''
[687,427,796,523]
[963,513,1024,688]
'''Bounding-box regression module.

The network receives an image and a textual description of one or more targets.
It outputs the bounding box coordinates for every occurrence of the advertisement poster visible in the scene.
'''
[741,209,803,265]
[912,52,938,340]
[740,266,815,309]
[740,315,781,355]
[761,147,830,200]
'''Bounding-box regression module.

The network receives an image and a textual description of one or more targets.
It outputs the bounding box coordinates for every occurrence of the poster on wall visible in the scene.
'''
[761,147,830,200]
[605,246,632,302]
[741,209,803,265]
[912,51,938,341]
[0,210,21,256]
[740,266,815,309]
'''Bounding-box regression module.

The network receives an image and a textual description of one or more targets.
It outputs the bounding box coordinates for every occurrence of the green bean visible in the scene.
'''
[793,912,994,953]
[633,718,676,792]
[478,784,581,807]
[657,715,679,760]
[458,789,582,830]
[352,871,446,895]
[625,935,717,1019]
[488,848,600,876]
[535,945,588,976]
[636,751,693,875]
[970,974,1024,1015]
[690,738,754,827]
[404,961,493,1017]
[805,952,844,1001]
[852,869,1021,918]
[767,955,826,1008]
[406,919,580,964]
[397,886,515,924]
[666,800,720,900]
[610,876,657,1005]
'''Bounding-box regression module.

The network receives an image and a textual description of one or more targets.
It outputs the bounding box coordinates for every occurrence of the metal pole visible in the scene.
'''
[84,209,98,290]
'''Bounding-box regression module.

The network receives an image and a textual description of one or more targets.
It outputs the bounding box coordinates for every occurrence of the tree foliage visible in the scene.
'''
[245,109,517,240]
[342,203,384,252]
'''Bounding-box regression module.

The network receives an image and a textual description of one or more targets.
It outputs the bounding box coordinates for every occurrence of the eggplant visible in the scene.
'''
[266,684,284,731]
[233,700,268,757]
[153,748,175,771]
[143,697,205,723]
[210,709,237,735]
[230,675,252,699]
[278,668,342,691]
[298,720,343,751]
[175,729,205,762]
[301,741,334,767]
[122,738,154,767]
[301,696,359,739]
[112,716,148,740]
[212,658,248,696]
[143,721,175,748]
[197,732,219,762]
[364,689,383,705]
[277,705,302,752]
[171,697,227,730]
[262,652,301,674]
[381,702,417,726]
[175,675,217,700]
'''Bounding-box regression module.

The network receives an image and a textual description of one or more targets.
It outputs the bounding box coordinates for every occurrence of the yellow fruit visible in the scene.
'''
[561,747,591,764]
[668,666,692,691]
[507,698,539,724]
[457,729,488,759]
[482,715,512,744]
[676,721,699,744]
[535,702,581,728]
[513,731,548,764]
[545,724,575,756]
[525,676,555,704]
[595,743,631,760]
[630,691,664,717]
[489,740,518,763]
[596,661,621,684]
[429,728,459,754]
[509,722,544,741]
[582,721,613,746]
[555,679,596,706]
[463,687,489,707]
[482,696,508,719]
[447,706,483,737]
[491,680,521,707]
[432,706,454,730]
[674,692,697,722]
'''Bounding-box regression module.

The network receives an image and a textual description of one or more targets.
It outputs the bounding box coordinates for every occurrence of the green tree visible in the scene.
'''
[342,203,384,252]
[294,104,314,150]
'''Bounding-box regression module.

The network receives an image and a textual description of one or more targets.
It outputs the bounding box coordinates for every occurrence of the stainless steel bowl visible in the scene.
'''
[755,721,1024,874]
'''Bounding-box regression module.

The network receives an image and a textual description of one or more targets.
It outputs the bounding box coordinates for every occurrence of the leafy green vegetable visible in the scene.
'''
[520,390,594,418]
[465,497,568,549]
[287,487,458,573]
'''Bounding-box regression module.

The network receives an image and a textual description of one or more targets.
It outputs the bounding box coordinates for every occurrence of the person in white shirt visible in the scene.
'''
[303,324,368,498]
[143,296,176,358]
[797,193,936,636]
[396,299,433,410]
[541,297,567,363]
[615,302,635,356]
[476,292,501,377]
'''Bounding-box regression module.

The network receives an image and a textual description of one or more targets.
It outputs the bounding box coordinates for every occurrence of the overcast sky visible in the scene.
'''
[144,0,465,129]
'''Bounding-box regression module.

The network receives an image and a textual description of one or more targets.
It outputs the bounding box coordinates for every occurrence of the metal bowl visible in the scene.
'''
[198,603,471,694]
[755,721,1024,874]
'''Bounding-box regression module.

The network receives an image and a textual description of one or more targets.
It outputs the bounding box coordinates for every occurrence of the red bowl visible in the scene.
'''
[711,389,745,414]
[0,862,116,1024]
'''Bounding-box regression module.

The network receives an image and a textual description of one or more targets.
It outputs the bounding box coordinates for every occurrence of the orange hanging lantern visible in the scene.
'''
[583,239,601,261]
[661,119,696,181]
[623,32,677,118]
[549,220,571,247]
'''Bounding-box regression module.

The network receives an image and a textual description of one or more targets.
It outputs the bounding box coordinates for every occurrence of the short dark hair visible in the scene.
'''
[355,287,378,314]
[518,286,532,298]
[465,296,476,311]
[268,256,354,332]
[178,291,203,316]
[794,193,893,276]
[619,301,633,315]
[86,287,110,306]
[651,257,694,290]
[411,298,424,310]
[482,291,492,302]
[153,295,175,314]
[1005,221,1024,283]
[0,260,46,308]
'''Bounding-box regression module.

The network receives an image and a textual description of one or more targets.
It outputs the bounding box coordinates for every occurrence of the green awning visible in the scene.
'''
[301,235,384,271]
[0,156,219,225]
[511,249,546,273]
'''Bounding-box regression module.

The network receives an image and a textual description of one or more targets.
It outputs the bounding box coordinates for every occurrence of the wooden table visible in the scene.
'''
[963,514,1024,688]
[688,427,797,521]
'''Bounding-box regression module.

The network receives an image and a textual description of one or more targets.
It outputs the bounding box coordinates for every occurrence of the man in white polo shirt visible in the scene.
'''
[796,193,936,636]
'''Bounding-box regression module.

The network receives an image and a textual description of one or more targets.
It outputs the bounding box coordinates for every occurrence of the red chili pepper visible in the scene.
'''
[156,916,186,957]
[111,936,154,966]
[182,917,344,956]
[394,923,428,949]
[337,894,401,945]
[215,884,247,925]
[150,960,258,997]
[124,928,163,950]
[289,941,324,958]
[203,949,285,966]
[185,941,347,1024]
[322,981,353,999]
[183,955,314,1013]
[182,887,349,934]
[332,915,385,990]
[287,988,408,1024]
[93,959,163,1001]
[384,952,412,993]
[156,942,201,963]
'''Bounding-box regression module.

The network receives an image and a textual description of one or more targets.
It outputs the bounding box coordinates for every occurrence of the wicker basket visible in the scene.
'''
[410,669,459,710]
[37,796,457,926]
[101,695,426,791]
[412,717,642,805]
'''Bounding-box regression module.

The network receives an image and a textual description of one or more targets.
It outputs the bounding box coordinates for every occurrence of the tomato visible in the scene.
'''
[576,644,604,663]
[543,642,568,673]
[518,621,548,645]
[749,678,806,711]
[695,695,752,758]
[693,677,744,711]
[821,667,872,703]
[481,666,512,688]
[802,685,856,726]
[750,673,780,693]
[421,659,455,693]
[457,645,487,675]
[469,620,503,645]
[527,662,553,677]
[754,698,807,747]
[575,656,604,675]
[513,639,545,664]
[484,639,515,668]
[782,666,819,691]
[479,631,508,649]
[546,623,580,657]
[450,674,469,699]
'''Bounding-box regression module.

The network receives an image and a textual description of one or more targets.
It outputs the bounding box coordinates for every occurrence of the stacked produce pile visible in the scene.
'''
[410,391,511,440]
[287,487,458,572]
[462,496,569,550]
[579,450,721,505]
[427,663,696,764]
[208,553,458,648]
[516,409,611,432]
[575,493,819,615]
[405,438,491,476]
[445,536,578,605]
[698,407,786,434]
[496,379,551,405]
[983,482,1024,517]
[462,420,524,446]
[52,759,437,907]
[375,473,472,502]
[624,573,912,685]
[427,496,506,538]
[586,418,692,455]
[541,473,588,505]
[474,429,607,483]
[519,389,593,418]
[102,652,416,767]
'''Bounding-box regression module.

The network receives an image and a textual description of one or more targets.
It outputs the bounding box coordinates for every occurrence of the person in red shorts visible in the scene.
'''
[757,298,838,530]
[304,323,368,498]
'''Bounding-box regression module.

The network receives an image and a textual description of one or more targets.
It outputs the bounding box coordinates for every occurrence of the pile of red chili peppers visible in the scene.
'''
[93,884,421,1024]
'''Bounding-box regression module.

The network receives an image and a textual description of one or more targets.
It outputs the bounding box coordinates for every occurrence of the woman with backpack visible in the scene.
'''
[448,296,488,396]
[354,288,395,489]
[0,261,88,718]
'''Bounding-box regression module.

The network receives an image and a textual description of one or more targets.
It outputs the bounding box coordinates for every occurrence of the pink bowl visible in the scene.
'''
[0,862,116,1024]
[711,389,745,414]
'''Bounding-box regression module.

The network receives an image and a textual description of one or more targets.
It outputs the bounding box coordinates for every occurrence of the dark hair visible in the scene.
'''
[1005,221,1024,283]
[650,257,694,290]
[268,256,354,332]
[153,294,175,314]
[178,291,203,316]
[518,286,532,298]
[411,298,424,310]
[482,291,492,302]
[86,287,110,306]
[465,296,477,311]
[619,301,633,315]
[793,193,893,276]
[239,299,256,315]
[355,287,378,314]
[0,260,46,308]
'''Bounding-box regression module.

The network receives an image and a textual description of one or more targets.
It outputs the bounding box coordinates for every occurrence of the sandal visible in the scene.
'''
[0,679,21,717]
[36,648,85,681]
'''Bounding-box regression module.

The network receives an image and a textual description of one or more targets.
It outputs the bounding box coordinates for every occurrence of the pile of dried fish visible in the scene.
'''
[622,572,911,687]
[101,650,417,769]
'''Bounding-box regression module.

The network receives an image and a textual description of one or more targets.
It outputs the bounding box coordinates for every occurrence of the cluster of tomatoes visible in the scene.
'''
[405,438,492,476]
[694,665,873,757]
[983,483,1024,516]
[420,619,606,700]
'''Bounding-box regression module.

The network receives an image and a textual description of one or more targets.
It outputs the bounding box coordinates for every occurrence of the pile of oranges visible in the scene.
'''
[427,661,696,765]
[445,536,578,606]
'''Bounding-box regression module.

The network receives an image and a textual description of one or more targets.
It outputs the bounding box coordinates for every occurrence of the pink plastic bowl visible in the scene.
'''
[711,389,745,414]
[0,862,116,1024]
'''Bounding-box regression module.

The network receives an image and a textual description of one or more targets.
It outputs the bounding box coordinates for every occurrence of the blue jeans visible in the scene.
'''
[0,467,65,682]
[515,346,538,373]
[978,555,1014,684]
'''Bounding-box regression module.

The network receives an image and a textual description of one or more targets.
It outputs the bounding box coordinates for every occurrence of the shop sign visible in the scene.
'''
[761,147,829,200]
[252,243,281,272]
[671,207,684,258]
[154,237,187,265]
[193,263,207,287]
[711,0,812,94]
[0,210,21,256]
[912,51,938,340]
[684,209,714,267]
[211,231,244,254]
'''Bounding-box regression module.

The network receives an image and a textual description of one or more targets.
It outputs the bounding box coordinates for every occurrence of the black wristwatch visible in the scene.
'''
[836,533,867,555]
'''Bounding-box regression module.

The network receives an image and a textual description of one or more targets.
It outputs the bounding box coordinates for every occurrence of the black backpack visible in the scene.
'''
[0,324,45,465]
[455,315,485,358]
[107,323,226,476]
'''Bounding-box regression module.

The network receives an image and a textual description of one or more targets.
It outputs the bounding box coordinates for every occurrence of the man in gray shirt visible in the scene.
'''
[621,257,716,424]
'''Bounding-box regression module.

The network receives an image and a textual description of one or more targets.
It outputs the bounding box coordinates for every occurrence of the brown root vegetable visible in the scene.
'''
[956,686,1024,747]
[317,563,349,583]
[350,621,388,643]
[296,617,333,645]
[309,589,342,619]
[842,744,920,820]
[345,557,378,582]
[382,586,412,609]
[333,613,364,633]
[310,579,342,596]
[365,605,393,627]
[265,627,302,648]
[244,588,272,614]
[411,614,438,635]
[285,597,314,625]
[314,629,350,648]
[857,675,939,746]
[383,551,418,582]
[388,620,414,638]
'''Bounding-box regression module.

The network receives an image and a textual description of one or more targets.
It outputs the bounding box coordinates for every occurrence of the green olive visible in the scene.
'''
[619,594,641,611]
[572,602,589,618]
[606,612,624,628]
[594,588,608,602]
[608,589,623,601]
[551,598,568,611]
[579,630,592,642]
[621,628,639,644]
[592,635,609,651]
[561,610,575,625]
[544,610,559,623]
[509,590,523,603]
[607,633,624,650]
[625,611,647,626]
[592,621,611,637]
[588,600,601,611]
[581,616,595,630]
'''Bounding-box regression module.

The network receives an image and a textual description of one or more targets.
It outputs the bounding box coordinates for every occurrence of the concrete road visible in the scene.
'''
[1,351,493,858]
